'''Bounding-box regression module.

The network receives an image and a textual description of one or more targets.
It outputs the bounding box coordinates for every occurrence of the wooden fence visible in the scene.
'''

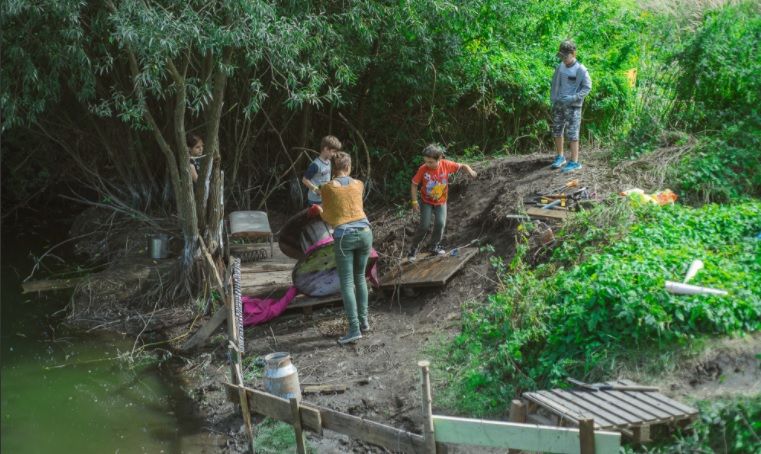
[224,359,621,453]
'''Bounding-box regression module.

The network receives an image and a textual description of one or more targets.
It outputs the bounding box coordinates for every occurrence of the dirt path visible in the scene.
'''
[181,153,629,452]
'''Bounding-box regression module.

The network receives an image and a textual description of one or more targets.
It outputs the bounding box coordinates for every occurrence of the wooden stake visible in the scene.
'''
[508,399,527,454]
[290,397,307,454]
[579,418,595,454]
[418,360,436,454]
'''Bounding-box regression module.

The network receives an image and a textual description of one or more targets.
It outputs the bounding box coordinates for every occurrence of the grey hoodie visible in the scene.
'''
[550,62,592,108]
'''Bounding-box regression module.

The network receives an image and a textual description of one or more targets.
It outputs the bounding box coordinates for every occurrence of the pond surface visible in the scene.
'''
[1,221,219,453]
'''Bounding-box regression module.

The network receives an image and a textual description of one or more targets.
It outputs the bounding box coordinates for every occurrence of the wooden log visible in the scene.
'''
[579,418,595,454]
[418,360,436,454]
[319,406,426,453]
[290,398,307,454]
[22,277,85,293]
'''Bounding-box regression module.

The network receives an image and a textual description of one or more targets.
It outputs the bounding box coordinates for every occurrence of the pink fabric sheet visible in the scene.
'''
[242,235,380,327]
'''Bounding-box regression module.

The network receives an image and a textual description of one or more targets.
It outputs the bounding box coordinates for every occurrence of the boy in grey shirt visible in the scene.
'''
[302,135,341,206]
[549,40,592,173]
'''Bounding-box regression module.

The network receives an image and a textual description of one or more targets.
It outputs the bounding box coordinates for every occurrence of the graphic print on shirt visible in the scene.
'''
[424,172,448,202]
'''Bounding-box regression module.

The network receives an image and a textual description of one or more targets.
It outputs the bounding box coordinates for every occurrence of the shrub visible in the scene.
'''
[442,201,761,415]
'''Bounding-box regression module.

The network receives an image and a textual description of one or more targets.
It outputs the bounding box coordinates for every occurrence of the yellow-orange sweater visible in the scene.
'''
[319,179,367,227]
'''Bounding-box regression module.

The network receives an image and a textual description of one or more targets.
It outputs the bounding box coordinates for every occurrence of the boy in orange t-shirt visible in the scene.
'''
[408,144,477,260]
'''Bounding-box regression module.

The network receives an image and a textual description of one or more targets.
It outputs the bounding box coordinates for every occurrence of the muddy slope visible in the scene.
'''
[190,153,615,452]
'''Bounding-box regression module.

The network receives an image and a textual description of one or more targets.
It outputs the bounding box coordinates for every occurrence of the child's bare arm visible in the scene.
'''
[410,182,420,212]
[460,164,477,178]
[302,176,320,194]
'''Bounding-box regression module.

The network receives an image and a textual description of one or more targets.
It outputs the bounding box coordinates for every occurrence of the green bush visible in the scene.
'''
[617,1,761,201]
[625,396,761,454]
[442,201,761,415]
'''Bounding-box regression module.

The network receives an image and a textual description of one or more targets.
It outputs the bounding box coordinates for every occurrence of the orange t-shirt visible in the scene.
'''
[411,159,462,205]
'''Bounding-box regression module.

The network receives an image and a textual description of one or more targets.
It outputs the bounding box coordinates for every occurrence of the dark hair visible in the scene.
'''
[321,135,342,152]
[421,143,445,160]
[558,40,577,56]
[333,151,352,172]
[186,133,202,148]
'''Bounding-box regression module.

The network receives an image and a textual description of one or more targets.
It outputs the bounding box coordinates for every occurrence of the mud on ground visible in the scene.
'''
[183,153,627,452]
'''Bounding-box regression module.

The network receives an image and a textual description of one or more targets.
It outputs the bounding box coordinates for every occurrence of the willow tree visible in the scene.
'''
[3,0,353,299]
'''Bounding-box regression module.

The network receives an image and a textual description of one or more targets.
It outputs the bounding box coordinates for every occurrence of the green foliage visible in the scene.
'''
[624,396,761,454]
[442,201,761,415]
[616,1,761,202]
[255,418,314,454]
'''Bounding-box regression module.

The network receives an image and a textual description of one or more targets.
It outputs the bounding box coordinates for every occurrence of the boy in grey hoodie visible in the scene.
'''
[549,40,592,173]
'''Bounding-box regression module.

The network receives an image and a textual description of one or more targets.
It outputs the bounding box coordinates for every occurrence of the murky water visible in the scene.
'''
[1,221,218,453]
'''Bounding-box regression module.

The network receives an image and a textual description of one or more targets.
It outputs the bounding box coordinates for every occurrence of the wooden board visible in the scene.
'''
[523,380,699,432]
[379,247,478,289]
[433,415,621,454]
[22,277,85,293]
[287,294,342,310]
[526,206,569,220]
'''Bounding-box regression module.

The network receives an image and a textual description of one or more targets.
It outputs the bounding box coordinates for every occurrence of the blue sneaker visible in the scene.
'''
[561,161,582,173]
[550,155,567,169]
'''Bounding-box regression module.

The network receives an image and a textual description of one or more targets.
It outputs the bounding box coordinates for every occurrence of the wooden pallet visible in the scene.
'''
[379,247,478,289]
[523,380,699,443]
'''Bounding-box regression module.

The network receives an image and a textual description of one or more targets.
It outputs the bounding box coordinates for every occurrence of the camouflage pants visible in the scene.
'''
[551,103,582,141]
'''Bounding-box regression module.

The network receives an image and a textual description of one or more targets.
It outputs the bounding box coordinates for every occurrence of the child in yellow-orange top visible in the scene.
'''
[408,144,477,261]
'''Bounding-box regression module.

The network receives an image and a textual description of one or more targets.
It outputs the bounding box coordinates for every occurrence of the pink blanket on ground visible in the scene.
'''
[242,236,380,327]
[242,286,298,327]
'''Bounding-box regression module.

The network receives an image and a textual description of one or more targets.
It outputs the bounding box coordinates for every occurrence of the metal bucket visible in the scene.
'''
[149,233,169,259]
[262,352,301,401]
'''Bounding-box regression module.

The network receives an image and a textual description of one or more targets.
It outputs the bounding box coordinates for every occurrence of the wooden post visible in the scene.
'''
[508,399,527,454]
[290,397,307,454]
[579,418,595,454]
[418,360,436,454]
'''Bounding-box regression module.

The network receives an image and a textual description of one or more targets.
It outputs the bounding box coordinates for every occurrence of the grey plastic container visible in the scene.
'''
[262,352,301,401]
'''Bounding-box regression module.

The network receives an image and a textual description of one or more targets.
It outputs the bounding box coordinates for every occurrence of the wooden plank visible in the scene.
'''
[536,391,616,427]
[527,413,557,426]
[570,390,658,424]
[565,390,646,425]
[240,262,296,273]
[379,247,477,288]
[615,380,698,416]
[287,294,342,310]
[523,392,587,425]
[549,390,629,427]
[597,390,673,422]
[319,406,425,453]
[610,384,689,418]
[224,383,322,433]
[302,384,347,394]
[240,270,292,287]
[22,277,86,293]
[526,206,568,220]
[180,305,228,351]
[432,415,621,454]
[290,398,307,454]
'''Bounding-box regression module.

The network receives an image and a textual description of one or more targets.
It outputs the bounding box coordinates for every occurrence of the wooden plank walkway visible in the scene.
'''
[523,380,698,442]
[379,247,478,289]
